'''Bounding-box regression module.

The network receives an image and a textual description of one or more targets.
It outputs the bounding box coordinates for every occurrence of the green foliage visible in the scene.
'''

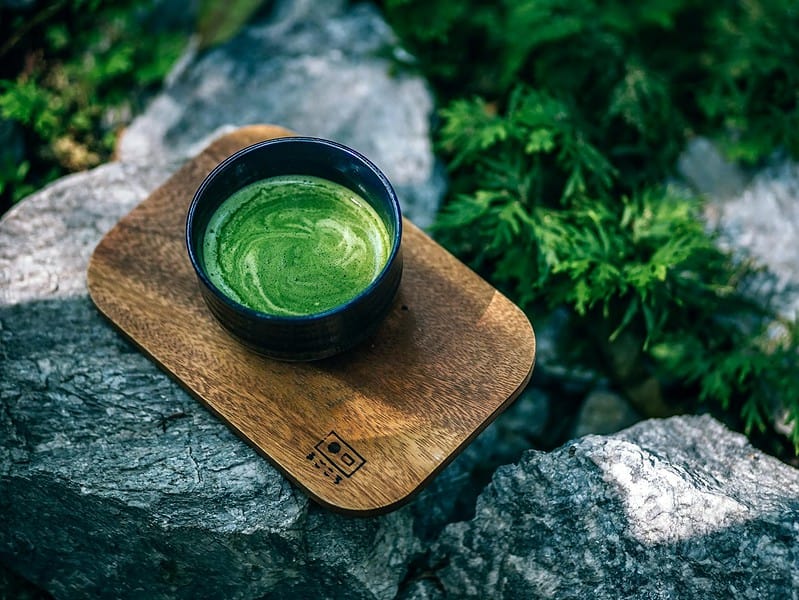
[0,1,188,207]
[197,0,268,50]
[382,0,799,452]
[653,317,799,450]
[697,0,799,163]
[0,79,59,139]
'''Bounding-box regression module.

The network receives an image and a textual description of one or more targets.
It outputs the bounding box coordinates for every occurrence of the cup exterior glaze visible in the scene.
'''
[186,137,403,361]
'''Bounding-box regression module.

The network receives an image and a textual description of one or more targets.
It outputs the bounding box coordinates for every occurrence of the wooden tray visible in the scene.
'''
[87,125,536,515]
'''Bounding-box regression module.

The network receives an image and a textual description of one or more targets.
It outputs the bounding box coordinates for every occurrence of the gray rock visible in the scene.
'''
[118,0,445,229]
[422,415,799,599]
[704,158,799,317]
[677,136,747,200]
[0,562,47,600]
[409,386,552,543]
[679,137,799,317]
[0,161,178,305]
[491,385,552,450]
[678,139,799,440]
[0,160,420,599]
[5,156,799,599]
[409,426,503,544]
[572,389,641,438]
[529,308,602,394]
[397,579,444,600]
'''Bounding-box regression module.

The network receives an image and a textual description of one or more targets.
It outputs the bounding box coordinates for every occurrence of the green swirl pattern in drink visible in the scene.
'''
[202,175,391,317]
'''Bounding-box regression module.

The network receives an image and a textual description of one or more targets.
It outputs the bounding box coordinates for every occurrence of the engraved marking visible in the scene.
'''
[307,430,366,480]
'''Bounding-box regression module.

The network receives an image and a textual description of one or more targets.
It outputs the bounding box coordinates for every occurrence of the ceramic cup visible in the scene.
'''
[186,136,403,361]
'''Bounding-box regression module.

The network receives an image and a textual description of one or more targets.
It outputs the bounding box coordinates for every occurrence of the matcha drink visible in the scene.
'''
[202,175,391,317]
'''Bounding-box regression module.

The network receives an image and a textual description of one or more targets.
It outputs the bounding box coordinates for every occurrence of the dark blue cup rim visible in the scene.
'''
[186,136,403,322]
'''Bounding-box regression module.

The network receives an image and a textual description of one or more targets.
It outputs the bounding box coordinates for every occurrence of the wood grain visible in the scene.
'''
[87,124,536,515]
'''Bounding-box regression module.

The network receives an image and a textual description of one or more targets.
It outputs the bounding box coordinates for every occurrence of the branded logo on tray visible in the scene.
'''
[306,431,366,485]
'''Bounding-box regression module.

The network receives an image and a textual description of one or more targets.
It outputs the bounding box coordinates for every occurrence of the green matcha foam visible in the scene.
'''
[202,175,391,317]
